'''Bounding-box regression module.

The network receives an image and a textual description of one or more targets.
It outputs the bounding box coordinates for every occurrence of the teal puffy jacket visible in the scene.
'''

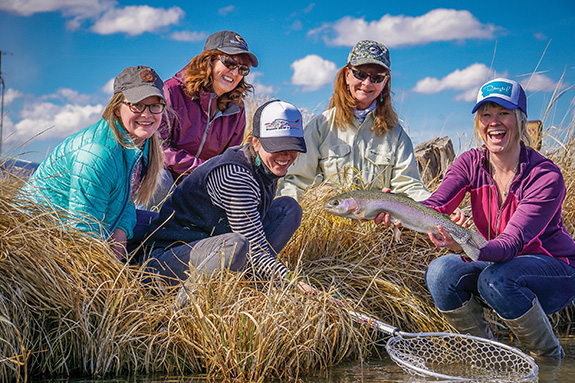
[21,118,147,240]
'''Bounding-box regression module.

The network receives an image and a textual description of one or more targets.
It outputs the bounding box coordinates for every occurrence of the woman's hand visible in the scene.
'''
[373,188,395,227]
[428,225,463,253]
[451,207,472,227]
[111,228,128,262]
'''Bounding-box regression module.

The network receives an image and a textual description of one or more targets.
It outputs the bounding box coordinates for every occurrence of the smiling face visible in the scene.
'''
[115,96,163,145]
[211,54,251,96]
[477,103,520,155]
[252,137,299,177]
[345,64,389,109]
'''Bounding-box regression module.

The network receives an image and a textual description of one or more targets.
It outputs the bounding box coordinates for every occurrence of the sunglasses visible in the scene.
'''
[349,67,389,84]
[219,55,251,76]
[122,101,165,114]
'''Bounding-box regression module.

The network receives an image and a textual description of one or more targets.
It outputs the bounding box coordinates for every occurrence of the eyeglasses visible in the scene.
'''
[122,101,165,114]
[219,55,251,76]
[349,67,388,84]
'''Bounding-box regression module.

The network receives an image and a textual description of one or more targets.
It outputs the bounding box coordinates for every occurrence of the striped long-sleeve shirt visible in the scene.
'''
[206,164,290,279]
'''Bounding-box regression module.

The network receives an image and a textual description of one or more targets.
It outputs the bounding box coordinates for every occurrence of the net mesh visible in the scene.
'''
[386,332,538,381]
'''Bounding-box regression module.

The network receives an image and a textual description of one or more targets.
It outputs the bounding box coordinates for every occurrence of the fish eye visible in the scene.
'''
[332,200,339,206]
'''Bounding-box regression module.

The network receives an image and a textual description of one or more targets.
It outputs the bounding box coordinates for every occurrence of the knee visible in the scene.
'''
[425,254,458,287]
[274,196,303,224]
[218,233,249,271]
[477,265,509,297]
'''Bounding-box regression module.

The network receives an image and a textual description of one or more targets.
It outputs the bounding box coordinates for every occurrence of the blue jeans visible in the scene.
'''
[425,253,575,320]
[142,196,302,286]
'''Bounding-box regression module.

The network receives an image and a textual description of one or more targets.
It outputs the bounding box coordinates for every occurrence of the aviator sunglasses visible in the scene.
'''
[122,101,165,114]
[219,55,251,76]
[349,67,388,84]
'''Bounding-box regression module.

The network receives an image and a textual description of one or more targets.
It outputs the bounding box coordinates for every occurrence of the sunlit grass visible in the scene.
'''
[1,90,574,381]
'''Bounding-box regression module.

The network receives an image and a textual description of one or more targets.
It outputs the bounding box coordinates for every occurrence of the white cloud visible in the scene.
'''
[0,0,113,17]
[413,63,494,102]
[291,55,337,92]
[218,5,235,16]
[12,102,103,142]
[246,72,277,97]
[170,30,208,42]
[309,9,498,48]
[522,73,557,93]
[102,78,115,95]
[91,5,184,35]
[3,88,24,105]
[1,1,185,36]
[413,63,498,102]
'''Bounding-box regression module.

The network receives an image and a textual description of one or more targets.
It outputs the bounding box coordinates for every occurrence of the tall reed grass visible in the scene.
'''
[1,89,574,382]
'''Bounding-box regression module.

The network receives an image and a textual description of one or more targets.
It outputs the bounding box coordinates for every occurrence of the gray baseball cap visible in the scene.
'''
[347,40,391,70]
[203,30,258,67]
[113,66,165,103]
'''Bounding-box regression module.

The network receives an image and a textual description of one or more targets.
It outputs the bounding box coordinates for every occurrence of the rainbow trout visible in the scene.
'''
[324,190,486,261]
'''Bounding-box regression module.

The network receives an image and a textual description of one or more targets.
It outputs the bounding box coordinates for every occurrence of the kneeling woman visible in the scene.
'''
[143,100,314,292]
[423,78,575,359]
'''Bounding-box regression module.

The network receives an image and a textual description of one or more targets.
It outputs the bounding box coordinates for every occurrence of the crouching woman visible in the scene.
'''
[142,100,315,293]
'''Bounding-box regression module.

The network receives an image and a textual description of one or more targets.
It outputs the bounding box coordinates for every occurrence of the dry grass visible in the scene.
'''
[1,91,574,381]
[0,169,370,382]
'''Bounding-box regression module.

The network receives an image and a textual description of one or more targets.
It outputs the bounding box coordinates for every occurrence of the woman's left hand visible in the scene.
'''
[450,207,472,227]
[428,225,463,253]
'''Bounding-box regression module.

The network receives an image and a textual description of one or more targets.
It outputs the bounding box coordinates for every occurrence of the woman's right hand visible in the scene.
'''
[373,188,395,227]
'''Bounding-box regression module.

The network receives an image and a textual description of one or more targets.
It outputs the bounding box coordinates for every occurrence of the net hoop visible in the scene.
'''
[386,331,539,381]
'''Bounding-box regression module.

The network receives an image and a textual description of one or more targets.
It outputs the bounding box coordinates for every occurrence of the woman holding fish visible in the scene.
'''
[421,78,575,359]
[277,40,429,202]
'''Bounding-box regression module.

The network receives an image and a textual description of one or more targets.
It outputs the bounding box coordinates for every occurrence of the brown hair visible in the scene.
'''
[328,65,398,135]
[182,49,253,111]
[101,93,166,205]
[473,102,531,147]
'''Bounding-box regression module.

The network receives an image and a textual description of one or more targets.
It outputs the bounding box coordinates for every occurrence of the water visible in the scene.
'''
[37,337,575,383]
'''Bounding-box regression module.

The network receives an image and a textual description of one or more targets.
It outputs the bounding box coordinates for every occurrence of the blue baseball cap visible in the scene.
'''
[472,78,527,117]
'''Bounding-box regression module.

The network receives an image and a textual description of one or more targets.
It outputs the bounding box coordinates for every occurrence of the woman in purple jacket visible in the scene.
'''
[151,31,257,205]
[423,78,575,359]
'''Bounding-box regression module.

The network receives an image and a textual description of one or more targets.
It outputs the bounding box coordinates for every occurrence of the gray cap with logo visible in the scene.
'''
[347,40,391,70]
[203,30,259,67]
[113,66,165,103]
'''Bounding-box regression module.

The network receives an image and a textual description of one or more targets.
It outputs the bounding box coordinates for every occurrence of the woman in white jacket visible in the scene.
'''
[278,40,429,201]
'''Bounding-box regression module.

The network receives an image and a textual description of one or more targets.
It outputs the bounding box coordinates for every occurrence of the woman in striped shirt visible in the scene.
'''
[142,100,315,293]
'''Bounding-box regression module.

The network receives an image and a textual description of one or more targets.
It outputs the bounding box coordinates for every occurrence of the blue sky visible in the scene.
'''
[1,1,574,164]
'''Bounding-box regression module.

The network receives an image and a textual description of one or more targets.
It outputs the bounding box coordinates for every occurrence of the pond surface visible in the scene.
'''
[39,337,575,383]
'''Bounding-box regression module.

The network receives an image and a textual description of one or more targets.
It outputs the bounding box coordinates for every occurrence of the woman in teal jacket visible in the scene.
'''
[21,66,167,261]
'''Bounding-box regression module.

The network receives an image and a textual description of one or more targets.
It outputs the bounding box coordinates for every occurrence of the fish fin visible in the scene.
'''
[469,230,488,248]
[460,243,480,261]
[392,226,402,243]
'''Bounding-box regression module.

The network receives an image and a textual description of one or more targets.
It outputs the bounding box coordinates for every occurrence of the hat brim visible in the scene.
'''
[259,136,306,153]
[217,48,259,67]
[472,97,519,114]
[348,57,390,71]
[122,85,166,104]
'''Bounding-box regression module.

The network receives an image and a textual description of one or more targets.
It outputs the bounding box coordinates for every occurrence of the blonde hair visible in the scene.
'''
[473,102,531,147]
[183,49,253,111]
[328,65,398,135]
[101,93,166,205]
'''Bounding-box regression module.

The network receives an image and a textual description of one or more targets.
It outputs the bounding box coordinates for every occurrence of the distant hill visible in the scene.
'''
[1,158,39,178]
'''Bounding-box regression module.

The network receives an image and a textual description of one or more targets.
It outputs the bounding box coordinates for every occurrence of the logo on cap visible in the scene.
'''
[481,81,512,98]
[140,69,155,83]
[264,118,301,132]
[369,46,382,55]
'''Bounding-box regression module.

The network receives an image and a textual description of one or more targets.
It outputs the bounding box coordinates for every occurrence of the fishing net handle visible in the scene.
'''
[347,310,399,335]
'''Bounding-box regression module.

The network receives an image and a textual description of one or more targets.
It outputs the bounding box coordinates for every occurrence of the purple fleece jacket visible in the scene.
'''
[422,144,575,266]
[158,67,246,178]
